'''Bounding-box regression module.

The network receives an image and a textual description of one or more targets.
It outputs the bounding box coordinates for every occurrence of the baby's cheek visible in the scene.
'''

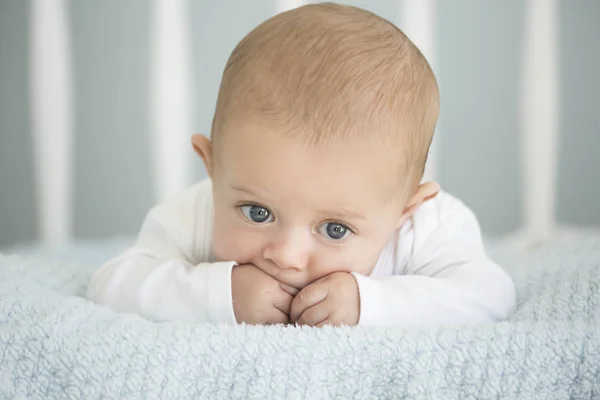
[336,249,379,276]
[211,226,238,262]
[212,224,257,264]
[311,254,370,280]
[343,262,372,276]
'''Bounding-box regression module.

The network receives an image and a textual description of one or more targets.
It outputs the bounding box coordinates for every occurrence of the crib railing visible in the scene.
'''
[29,0,563,248]
[30,0,74,246]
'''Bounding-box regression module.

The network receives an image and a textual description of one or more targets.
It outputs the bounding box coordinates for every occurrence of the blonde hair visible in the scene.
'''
[211,3,439,189]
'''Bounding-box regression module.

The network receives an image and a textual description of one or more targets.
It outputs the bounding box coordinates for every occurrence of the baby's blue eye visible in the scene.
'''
[317,222,351,240]
[240,204,274,223]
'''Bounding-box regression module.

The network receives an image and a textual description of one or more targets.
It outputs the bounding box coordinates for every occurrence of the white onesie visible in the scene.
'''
[86,179,516,326]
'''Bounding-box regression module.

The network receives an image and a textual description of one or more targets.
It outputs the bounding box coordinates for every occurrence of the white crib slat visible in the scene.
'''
[398,0,439,184]
[30,0,73,246]
[275,0,304,13]
[520,0,559,244]
[150,0,194,202]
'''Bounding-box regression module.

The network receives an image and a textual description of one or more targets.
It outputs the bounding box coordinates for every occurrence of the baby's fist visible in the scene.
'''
[231,264,297,325]
[290,272,360,327]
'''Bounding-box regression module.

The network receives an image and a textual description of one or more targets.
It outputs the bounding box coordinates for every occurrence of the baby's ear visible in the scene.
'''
[191,134,213,178]
[396,182,440,228]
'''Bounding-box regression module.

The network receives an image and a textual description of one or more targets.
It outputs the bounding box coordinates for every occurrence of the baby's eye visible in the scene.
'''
[240,204,274,223]
[317,222,352,241]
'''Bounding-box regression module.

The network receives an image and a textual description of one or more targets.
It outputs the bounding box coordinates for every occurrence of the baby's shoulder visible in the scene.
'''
[407,189,480,239]
[386,190,483,270]
[145,178,213,227]
[160,178,212,210]
[413,190,476,223]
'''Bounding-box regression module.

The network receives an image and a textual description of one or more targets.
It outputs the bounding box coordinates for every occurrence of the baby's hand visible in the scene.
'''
[231,264,298,325]
[289,272,360,327]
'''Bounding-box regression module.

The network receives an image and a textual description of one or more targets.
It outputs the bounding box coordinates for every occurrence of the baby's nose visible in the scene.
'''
[263,229,312,271]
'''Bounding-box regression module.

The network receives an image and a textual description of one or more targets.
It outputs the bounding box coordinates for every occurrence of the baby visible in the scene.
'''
[86,3,516,327]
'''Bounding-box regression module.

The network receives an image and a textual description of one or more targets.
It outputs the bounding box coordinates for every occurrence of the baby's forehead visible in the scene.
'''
[216,121,408,204]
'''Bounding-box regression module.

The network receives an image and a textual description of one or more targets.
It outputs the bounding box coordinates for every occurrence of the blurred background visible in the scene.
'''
[0,0,598,263]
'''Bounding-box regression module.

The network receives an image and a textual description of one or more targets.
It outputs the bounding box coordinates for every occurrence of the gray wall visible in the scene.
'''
[437,0,524,234]
[557,0,600,226]
[0,0,599,247]
[70,0,154,239]
[0,0,36,246]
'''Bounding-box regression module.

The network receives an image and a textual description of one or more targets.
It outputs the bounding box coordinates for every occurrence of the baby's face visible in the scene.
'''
[209,121,406,290]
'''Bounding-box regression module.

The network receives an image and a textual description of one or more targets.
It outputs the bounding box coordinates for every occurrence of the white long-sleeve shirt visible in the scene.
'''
[86,179,516,326]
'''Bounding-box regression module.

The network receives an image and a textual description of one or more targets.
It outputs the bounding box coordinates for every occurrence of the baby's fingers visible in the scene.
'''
[316,318,332,328]
[290,281,329,323]
[297,300,330,327]
[265,309,290,325]
[279,282,300,296]
[272,289,294,316]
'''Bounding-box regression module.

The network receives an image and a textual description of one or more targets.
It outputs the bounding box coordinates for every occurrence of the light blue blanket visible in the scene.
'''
[1,238,599,399]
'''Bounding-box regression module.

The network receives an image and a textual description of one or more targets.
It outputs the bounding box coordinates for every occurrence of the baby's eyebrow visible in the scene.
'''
[228,184,278,201]
[320,207,366,222]
[230,185,256,195]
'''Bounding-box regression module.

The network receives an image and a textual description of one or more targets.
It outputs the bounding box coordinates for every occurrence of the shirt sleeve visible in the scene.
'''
[352,192,517,327]
[85,181,237,324]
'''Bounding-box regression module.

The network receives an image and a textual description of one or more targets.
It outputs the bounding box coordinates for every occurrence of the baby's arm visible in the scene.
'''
[352,192,516,327]
[86,183,237,324]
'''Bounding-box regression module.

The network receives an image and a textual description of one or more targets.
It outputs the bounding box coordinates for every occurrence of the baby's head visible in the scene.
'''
[193,3,440,289]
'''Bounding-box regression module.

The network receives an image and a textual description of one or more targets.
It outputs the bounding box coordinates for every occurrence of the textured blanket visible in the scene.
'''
[1,238,600,399]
